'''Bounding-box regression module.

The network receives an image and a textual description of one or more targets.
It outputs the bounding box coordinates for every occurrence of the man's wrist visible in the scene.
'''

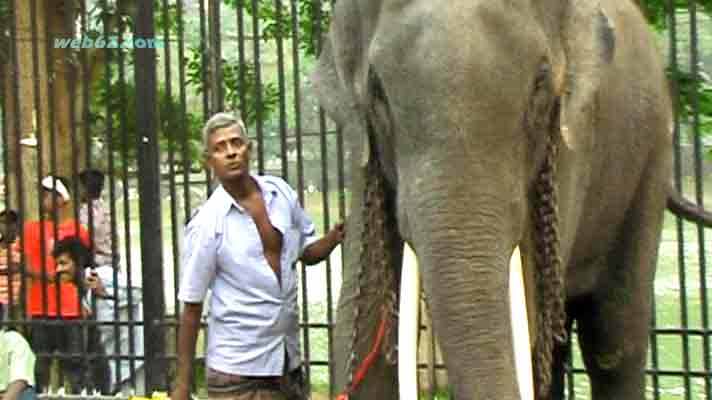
[327,230,340,248]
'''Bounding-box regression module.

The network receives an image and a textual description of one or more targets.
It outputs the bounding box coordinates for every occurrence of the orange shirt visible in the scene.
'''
[22,220,90,317]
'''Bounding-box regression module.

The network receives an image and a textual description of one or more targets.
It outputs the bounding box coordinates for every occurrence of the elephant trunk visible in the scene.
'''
[407,188,525,400]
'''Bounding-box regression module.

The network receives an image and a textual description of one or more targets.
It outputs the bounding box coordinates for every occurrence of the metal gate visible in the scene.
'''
[0,1,709,399]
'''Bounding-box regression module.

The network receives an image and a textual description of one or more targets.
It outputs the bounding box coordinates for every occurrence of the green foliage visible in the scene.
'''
[89,75,204,172]
[184,46,279,125]
[154,0,180,36]
[640,0,712,30]
[670,68,712,139]
[0,0,10,63]
[222,0,331,57]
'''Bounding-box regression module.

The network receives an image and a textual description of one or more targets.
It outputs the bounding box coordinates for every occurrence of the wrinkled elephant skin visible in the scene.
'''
[316,1,671,399]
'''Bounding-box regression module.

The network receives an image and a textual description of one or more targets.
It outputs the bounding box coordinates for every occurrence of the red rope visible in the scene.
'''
[335,307,393,400]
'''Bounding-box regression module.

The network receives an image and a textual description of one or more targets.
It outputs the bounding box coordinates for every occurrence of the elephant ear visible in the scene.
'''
[314,16,370,167]
[559,0,615,148]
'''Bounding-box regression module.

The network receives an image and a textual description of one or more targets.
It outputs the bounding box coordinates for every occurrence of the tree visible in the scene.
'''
[0,0,137,216]
[639,0,712,151]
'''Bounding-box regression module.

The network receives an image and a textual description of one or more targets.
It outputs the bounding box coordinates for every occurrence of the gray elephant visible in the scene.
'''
[315,1,712,399]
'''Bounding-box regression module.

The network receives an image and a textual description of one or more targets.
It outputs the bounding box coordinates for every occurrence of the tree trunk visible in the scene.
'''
[47,0,86,179]
[3,0,41,219]
[1,0,93,221]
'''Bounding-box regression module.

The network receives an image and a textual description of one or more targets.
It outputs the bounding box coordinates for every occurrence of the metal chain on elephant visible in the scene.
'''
[533,99,567,398]
[344,155,399,395]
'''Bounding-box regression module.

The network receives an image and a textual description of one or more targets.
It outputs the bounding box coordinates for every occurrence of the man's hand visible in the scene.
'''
[85,271,110,298]
[3,380,28,400]
[327,222,345,246]
[55,264,74,283]
[173,302,203,400]
[301,222,346,265]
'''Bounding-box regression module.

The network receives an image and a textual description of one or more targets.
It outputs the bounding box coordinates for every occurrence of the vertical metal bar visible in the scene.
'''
[199,0,209,117]
[236,1,247,123]
[432,327,440,400]
[312,0,336,396]
[135,0,167,390]
[291,0,310,386]
[199,0,212,195]
[0,37,10,319]
[118,17,136,388]
[662,3,681,400]
[101,0,120,392]
[686,3,710,398]
[8,0,30,379]
[78,0,93,389]
[177,0,191,222]
[649,299,661,400]
[673,3,693,399]
[27,0,51,383]
[275,0,288,180]
[176,1,191,363]
[566,324,574,398]
[163,0,181,362]
[209,0,223,112]
[251,0,265,174]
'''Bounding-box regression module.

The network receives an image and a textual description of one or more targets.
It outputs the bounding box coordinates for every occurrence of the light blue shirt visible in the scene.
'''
[178,175,318,376]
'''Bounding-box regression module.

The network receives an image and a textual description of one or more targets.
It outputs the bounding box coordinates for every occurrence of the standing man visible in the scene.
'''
[172,113,344,400]
[22,176,91,393]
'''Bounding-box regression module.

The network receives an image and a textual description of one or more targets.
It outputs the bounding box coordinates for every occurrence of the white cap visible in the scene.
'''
[41,176,71,201]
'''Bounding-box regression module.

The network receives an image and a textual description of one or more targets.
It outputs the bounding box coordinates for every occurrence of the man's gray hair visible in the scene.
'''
[202,112,248,149]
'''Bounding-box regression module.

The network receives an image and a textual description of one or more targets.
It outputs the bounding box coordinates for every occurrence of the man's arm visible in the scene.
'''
[171,302,203,400]
[2,380,28,400]
[300,223,345,265]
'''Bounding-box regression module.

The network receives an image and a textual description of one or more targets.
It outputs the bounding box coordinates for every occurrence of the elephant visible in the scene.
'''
[314,1,712,399]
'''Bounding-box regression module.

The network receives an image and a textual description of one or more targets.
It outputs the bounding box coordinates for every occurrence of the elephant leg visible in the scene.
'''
[576,154,668,399]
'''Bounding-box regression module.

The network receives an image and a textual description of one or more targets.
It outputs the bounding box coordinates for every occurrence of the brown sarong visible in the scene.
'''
[206,367,307,400]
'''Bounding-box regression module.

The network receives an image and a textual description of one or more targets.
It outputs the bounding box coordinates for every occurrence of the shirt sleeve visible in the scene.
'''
[288,187,318,254]
[6,331,36,387]
[177,220,218,304]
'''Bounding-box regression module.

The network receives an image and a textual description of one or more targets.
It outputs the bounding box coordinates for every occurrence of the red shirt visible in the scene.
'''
[22,219,90,317]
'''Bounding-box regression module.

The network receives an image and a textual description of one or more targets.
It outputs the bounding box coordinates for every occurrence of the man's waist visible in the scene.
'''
[207,365,302,382]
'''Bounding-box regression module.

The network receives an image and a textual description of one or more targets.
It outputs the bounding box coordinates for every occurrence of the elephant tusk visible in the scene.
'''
[510,246,534,400]
[398,246,420,400]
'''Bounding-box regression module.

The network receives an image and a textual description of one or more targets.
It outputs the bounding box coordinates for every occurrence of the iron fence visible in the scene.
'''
[0,1,709,399]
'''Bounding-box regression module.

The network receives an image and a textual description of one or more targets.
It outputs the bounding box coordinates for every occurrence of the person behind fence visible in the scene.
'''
[1,209,37,400]
[52,236,111,394]
[0,210,21,309]
[77,169,145,394]
[172,113,345,400]
[0,305,38,400]
[21,176,91,393]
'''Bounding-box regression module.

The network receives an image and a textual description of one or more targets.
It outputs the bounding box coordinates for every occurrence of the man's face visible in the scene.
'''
[55,253,77,283]
[41,189,66,215]
[78,183,88,203]
[206,125,251,182]
[0,217,17,244]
